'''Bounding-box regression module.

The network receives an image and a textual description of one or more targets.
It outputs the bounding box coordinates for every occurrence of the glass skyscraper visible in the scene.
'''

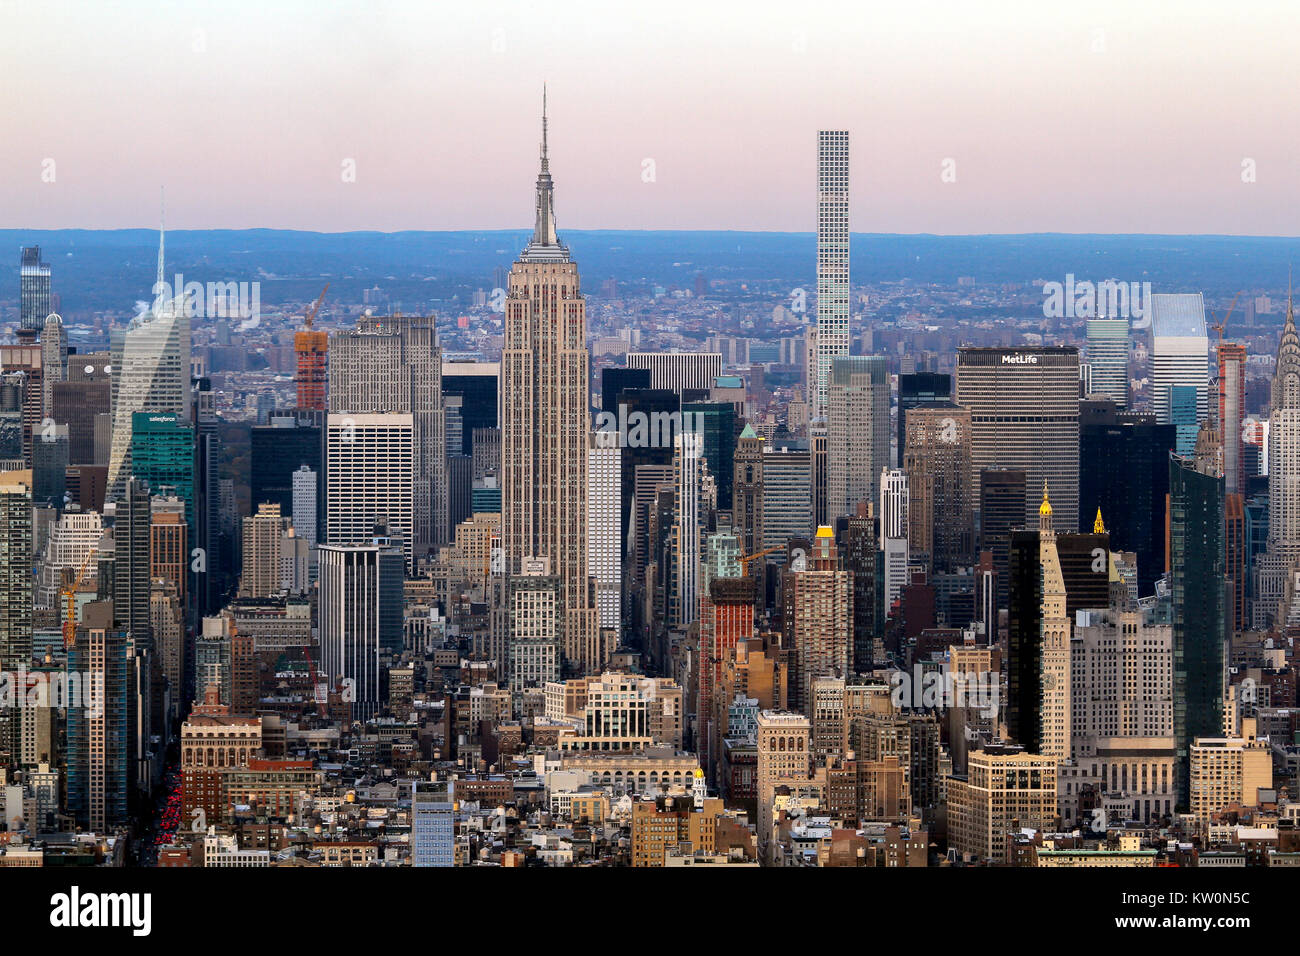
[1085,317,1129,406]
[130,411,195,534]
[1150,293,1209,427]
[1078,399,1175,595]
[1169,453,1226,809]
[107,230,192,503]
[19,246,51,333]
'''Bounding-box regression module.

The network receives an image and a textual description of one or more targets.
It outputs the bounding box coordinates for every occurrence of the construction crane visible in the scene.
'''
[61,547,97,648]
[1210,291,1242,345]
[304,283,329,330]
[738,546,785,571]
[295,284,331,411]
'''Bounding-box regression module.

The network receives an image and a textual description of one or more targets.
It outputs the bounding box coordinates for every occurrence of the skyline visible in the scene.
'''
[3,0,1299,235]
[3,0,1300,918]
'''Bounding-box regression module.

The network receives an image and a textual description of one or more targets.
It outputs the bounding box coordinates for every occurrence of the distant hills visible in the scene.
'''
[3,229,1299,317]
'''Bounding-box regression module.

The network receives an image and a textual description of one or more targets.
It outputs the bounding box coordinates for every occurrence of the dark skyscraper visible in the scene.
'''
[1169,453,1226,808]
[838,501,881,672]
[601,366,652,416]
[250,413,324,541]
[612,388,679,561]
[1007,488,1108,754]
[441,362,498,459]
[112,477,158,806]
[319,538,406,722]
[683,400,735,512]
[897,372,951,468]
[52,352,112,465]
[32,427,69,506]
[979,467,1026,608]
[1078,399,1175,595]
[192,379,228,617]
[112,477,153,644]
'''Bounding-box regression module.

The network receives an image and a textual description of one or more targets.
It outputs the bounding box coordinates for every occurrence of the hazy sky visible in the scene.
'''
[2,0,1297,234]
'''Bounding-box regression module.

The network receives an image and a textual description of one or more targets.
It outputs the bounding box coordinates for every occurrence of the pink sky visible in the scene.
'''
[2,0,1297,234]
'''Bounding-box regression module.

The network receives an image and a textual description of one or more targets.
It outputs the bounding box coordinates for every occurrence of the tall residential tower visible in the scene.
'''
[813,130,850,418]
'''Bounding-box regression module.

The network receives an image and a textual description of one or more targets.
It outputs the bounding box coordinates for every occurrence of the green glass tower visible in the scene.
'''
[129,411,195,533]
[682,401,736,512]
[1169,453,1226,809]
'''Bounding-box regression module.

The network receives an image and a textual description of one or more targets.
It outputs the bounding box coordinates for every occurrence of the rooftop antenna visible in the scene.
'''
[541,83,548,171]
[154,187,166,311]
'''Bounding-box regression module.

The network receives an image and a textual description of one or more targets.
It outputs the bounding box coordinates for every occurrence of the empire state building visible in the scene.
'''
[500,91,601,672]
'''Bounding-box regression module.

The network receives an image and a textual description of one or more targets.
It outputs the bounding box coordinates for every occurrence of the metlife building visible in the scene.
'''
[956,346,1081,532]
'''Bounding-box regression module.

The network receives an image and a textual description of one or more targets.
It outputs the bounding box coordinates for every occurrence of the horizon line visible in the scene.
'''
[5,227,1300,241]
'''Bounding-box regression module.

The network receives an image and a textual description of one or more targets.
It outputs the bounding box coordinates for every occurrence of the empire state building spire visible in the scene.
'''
[523,85,568,262]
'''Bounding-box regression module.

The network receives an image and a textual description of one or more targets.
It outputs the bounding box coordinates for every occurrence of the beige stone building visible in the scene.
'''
[1190,719,1273,823]
[756,711,812,860]
[947,746,1059,864]
[239,502,285,598]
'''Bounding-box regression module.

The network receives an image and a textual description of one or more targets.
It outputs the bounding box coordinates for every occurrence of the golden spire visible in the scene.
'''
[1093,507,1106,534]
[1038,480,1052,516]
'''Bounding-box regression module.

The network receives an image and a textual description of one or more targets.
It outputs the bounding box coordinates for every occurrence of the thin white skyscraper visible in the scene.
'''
[674,429,705,628]
[1149,294,1209,425]
[292,464,318,548]
[325,413,414,568]
[587,431,622,631]
[813,130,850,418]
[879,467,909,609]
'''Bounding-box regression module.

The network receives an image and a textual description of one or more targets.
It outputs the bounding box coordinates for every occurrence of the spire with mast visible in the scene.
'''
[540,83,549,175]
[523,84,566,261]
[1274,266,1300,410]
[1288,264,1294,330]
[153,186,167,314]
